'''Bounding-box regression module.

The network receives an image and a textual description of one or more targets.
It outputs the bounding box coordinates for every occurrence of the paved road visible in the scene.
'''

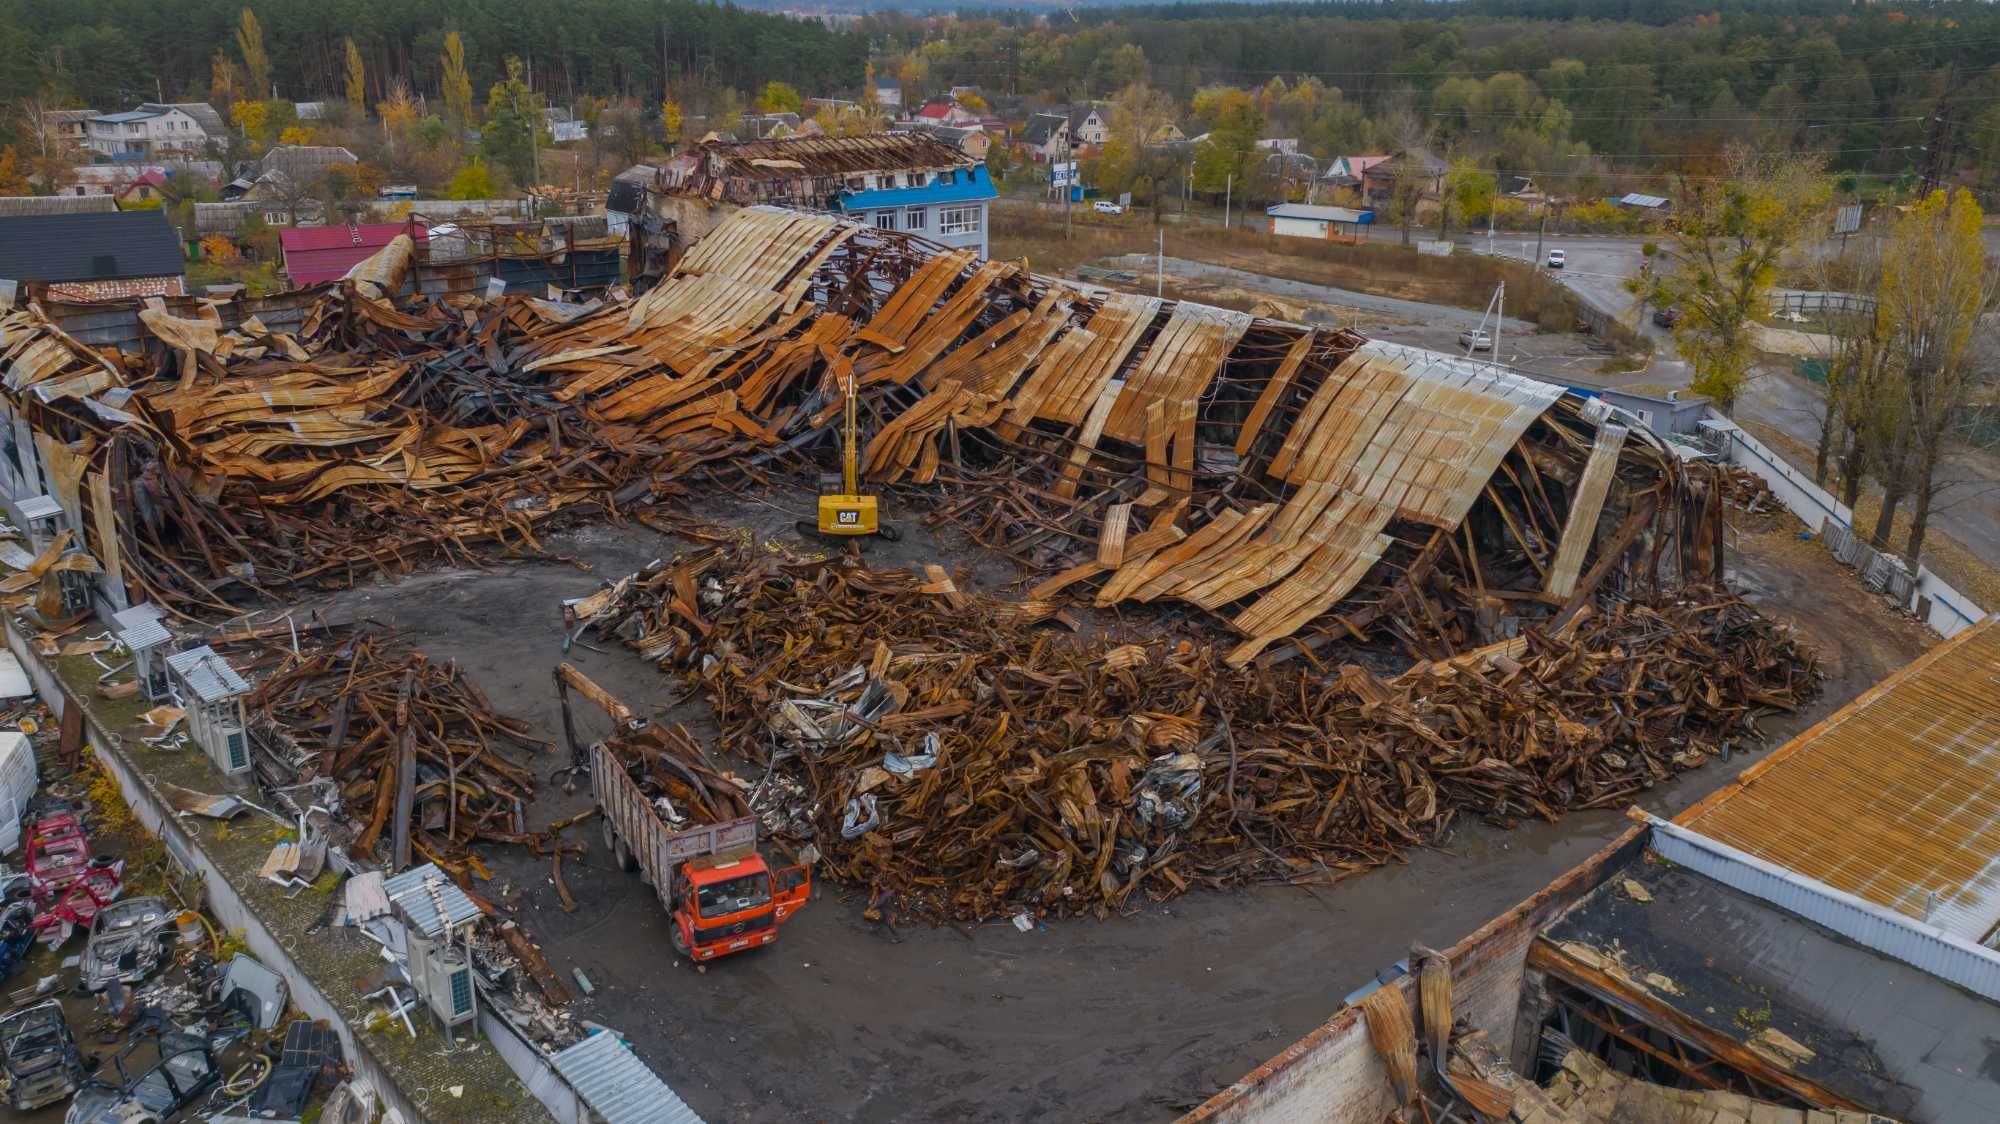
[1102,253,1539,334]
[1407,230,2000,579]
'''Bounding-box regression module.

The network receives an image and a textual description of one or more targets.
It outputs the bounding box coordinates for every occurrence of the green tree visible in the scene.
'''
[236,9,269,100]
[1192,88,1261,196]
[1871,189,1994,559]
[448,158,497,200]
[482,56,541,184]
[757,81,802,113]
[1445,157,1495,228]
[343,38,365,112]
[1635,150,1831,415]
[440,32,474,129]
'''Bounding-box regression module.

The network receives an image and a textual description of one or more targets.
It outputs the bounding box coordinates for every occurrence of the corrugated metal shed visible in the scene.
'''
[1678,614,2000,942]
[550,1031,704,1124]
[383,863,481,938]
[164,645,250,702]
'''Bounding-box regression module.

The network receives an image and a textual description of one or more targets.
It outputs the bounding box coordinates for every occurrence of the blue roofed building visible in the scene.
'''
[656,133,997,256]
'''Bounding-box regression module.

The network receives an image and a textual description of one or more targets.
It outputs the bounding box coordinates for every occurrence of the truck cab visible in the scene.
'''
[668,850,811,961]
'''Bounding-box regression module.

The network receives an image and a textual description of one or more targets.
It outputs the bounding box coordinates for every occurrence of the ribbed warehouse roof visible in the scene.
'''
[1678,614,2000,943]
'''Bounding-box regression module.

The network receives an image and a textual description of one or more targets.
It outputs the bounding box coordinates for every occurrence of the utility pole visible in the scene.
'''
[1157,226,1164,296]
[1534,208,1547,268]
[1224,172,1232,230]
[1063,129,1072,240]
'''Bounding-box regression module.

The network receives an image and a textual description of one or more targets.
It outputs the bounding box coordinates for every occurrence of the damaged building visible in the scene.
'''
[1189,613,2000,1124]
[0,202,1870,1120]
[654,135,997,255]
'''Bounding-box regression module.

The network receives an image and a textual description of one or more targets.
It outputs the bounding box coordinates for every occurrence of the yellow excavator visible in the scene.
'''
[802,356,900,542]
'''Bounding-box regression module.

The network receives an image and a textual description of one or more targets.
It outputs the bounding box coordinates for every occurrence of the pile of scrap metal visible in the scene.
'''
[568,541,1816,923]
[5,206,1716,677]
[244,628,549,877]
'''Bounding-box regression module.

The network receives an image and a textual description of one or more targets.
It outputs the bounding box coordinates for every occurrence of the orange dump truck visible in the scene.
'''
[592,741,810,962]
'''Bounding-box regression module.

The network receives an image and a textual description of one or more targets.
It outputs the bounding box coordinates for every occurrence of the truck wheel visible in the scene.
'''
[616,835,638,874]
[671,923,689,958]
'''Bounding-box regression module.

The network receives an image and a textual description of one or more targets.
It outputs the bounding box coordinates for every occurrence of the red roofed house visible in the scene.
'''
[279,221,427,287]
[115,170,179,207]
[912,99,977,126]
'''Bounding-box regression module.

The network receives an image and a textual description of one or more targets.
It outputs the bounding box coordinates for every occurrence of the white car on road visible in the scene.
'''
[1092,201,1125,215]
[1458,328,1492,352]
[1546,249,1567,269]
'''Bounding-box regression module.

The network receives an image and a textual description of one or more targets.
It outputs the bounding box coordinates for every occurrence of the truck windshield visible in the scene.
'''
[696,873,771,917]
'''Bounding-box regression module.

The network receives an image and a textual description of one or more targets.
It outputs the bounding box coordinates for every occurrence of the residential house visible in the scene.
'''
[870,75,902,109]
[1254,137,1299,155]
[0,210,187,301]
[279,222,428,287]
[888,121,991,162]
[545,107,588,143]
[911,99,978,126]
[40,109,97,150]
[1265,203,1371,243]
[1064,105,1109,147]
[656,133,997,256]
[65,164,169,198]
[85,103,225,158]
[258,145,360,186]
[1147,122,1186,145]
[1319,154,1391,188]
[1360,150,1446,208]
[740,112,803,140]
[115,170,179,208]
[1021,113,1070,163]
[0,195,117,218]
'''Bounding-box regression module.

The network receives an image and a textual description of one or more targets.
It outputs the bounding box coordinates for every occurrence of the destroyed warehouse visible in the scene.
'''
[0,202,1860,1120]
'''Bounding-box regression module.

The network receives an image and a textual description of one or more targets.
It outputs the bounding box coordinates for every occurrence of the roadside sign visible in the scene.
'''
[1051,161,1077,187]
[1833,204,1863,235]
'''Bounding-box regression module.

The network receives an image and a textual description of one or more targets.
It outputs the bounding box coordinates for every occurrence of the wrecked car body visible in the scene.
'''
[0,999,84,1111]
[65,1030,217,1124]
[79,896,173,993]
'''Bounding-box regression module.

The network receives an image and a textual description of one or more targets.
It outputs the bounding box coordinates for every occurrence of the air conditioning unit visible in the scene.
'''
[210,721,250,776]
[407,933,477,1027]
[57,563,94,615]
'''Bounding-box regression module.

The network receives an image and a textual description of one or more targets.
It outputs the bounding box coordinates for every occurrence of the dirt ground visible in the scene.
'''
[299,487,1933,1123]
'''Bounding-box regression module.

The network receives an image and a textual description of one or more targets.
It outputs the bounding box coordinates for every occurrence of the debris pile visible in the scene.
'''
[247,631,550,875]
[574,544,1818,923]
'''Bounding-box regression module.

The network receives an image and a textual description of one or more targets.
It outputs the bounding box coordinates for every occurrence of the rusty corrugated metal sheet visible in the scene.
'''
[1677,614,2000,942]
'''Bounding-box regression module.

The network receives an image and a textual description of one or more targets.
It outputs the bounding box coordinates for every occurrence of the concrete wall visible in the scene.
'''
[1705,413,1985,637]
[1181,828,1647,1123]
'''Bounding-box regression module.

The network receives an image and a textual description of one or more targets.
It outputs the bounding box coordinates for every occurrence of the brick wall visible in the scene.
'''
[46,275,186,302]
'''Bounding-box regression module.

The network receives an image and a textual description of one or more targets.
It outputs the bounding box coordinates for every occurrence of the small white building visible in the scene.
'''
[1266,203,1373,242]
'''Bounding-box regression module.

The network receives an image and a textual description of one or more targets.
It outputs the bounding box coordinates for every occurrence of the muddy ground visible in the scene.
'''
[302,489,1932,1124]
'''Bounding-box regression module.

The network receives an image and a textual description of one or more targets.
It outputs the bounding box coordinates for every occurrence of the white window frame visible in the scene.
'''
[904,207,927,231]
[938,205,982,236]
[873,210,897,231]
